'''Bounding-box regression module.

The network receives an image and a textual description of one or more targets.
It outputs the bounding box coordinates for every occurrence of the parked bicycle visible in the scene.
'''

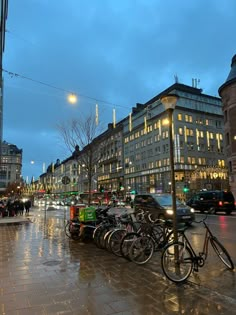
[161,214,234,283]
[127,218,174,264]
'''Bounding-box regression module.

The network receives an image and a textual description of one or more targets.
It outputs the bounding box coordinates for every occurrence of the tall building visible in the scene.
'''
[0,0,8,144]
[219,54,236,197]
[123,83,227,200]
[0,141,22,193]
[33,83,228,200]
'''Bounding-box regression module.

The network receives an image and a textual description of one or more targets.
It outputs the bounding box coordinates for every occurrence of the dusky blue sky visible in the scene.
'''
[3,0,236,181]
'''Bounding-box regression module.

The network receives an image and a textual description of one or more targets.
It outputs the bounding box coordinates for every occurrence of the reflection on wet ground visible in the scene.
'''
[0,208,235,314]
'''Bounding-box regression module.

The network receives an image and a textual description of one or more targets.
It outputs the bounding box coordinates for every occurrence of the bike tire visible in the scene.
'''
[65,220,81,240]
[210,237,234,270]
[104,229,114,251]
[120,232,140,260]
[108,229,127,257]
[65,221,72,238]
[161,242,193,283]
[129,235,154,265]
[93,225,106,247]
[98,226,111,249]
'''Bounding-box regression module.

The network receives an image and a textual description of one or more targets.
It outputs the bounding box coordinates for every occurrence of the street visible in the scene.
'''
[0,206,236,314]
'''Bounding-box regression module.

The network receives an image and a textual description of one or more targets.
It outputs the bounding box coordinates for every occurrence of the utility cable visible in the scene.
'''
[2,68,130,110]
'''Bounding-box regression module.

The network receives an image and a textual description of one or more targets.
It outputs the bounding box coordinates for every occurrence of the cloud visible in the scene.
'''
[3,0,236,179]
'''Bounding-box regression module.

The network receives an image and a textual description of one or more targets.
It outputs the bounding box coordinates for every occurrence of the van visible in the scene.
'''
[186,190,236,215]
[133,193,195,225]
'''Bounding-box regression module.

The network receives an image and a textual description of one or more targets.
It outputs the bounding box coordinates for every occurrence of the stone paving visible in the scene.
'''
[0,208,235,315]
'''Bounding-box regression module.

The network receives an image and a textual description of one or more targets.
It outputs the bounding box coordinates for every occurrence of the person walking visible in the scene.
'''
[24,199,31,216]
[6,199,15,217]
[19,200,25,216]
[13,199,20,216]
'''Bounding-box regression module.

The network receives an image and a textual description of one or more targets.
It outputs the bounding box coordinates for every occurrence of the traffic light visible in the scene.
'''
[100,186,104,193]
[183,184,189,193]
[119,182,124,191]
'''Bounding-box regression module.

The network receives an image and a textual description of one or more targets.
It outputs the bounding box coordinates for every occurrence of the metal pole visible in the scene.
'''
[168,108,178,243]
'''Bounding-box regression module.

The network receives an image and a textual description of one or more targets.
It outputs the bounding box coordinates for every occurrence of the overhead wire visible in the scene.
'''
[2,68,131,110]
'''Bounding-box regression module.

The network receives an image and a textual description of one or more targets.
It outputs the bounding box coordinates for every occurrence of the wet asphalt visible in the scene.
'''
[0,206,236,315]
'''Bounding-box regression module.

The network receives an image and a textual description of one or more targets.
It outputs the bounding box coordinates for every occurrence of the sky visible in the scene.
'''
[3,0,236,181]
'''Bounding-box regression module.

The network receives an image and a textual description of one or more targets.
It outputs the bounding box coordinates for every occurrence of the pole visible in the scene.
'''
[168,108,178,243]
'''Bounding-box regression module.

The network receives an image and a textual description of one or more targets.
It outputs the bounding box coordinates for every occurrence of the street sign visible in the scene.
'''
[62,176,70,185]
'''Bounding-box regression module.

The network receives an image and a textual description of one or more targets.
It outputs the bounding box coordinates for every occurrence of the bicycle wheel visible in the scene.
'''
[98,226,112,249]
[120,232,140,259]
[104,229,114,251]
[93,225,104,247]
[65,221,72,238]
[210,237,234,270]
[108,229,127,257]
[161,242,193,283]
[129,235,154,265]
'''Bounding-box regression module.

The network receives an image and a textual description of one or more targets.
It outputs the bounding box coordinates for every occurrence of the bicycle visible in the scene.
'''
[127,219,174,265]
[161,214,234,283]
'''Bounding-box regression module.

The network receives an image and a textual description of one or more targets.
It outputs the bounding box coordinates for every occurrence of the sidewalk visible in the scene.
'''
[0,208,235,314]
[0,215,32,225]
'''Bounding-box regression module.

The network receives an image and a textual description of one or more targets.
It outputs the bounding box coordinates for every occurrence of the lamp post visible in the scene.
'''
[160,94,179,243]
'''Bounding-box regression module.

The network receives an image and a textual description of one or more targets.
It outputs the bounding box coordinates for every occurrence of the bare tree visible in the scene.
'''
[57,112,104,205]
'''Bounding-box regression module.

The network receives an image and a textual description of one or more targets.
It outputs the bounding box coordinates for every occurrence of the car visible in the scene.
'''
[186,190,236,215]
[133,193,195,225]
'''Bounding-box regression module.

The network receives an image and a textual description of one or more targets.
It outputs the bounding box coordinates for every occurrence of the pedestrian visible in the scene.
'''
[13,199,20,216]
[111,193,117,207]
[19,200,25,215]
[24,199,31,216]
[6,199,15,217]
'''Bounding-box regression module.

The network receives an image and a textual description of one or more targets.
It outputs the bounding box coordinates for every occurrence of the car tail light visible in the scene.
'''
[235,201,236,206]
[218,201,223,206]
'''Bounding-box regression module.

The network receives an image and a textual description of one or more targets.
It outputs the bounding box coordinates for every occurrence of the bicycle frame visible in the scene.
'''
[180,220,214,270]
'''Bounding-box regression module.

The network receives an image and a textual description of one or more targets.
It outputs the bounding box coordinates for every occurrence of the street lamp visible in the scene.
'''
[160,93,179,243]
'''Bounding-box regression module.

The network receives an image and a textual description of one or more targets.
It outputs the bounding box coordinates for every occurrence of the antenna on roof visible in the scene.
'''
[192,78,200,88]
[174,74,179,83]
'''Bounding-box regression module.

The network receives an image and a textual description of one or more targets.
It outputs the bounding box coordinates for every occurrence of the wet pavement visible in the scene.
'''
[0,207,236,315]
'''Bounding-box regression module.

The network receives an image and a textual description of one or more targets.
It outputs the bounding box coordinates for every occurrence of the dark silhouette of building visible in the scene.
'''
[219,54,236,197]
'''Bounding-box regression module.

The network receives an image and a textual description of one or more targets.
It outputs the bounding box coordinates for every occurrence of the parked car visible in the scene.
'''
[133,193,195,225]
[186,190,236,215]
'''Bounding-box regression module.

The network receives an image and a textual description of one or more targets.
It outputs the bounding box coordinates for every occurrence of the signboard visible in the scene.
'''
[62,176,70,185]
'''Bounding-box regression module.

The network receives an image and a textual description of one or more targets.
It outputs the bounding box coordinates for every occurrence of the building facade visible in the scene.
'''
[28,83,228,201]
[219,54,236,198]
[0,0,8,144]
[0,141,22,192]
[123,83,227,200]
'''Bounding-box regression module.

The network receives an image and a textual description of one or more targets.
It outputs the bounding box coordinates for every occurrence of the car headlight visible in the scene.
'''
[190,208,195,213]
[166,209,174,215]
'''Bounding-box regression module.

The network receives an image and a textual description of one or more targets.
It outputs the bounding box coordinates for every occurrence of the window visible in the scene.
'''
[186,128,194,136]
[178,113,182,121]
[185,115,192,122]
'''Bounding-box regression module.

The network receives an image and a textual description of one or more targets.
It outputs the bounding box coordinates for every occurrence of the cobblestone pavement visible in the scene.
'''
[0,207,235,315]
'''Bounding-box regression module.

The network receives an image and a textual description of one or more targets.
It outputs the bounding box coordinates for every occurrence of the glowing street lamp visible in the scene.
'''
[67,93,77,104]
[160,93,179,243]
